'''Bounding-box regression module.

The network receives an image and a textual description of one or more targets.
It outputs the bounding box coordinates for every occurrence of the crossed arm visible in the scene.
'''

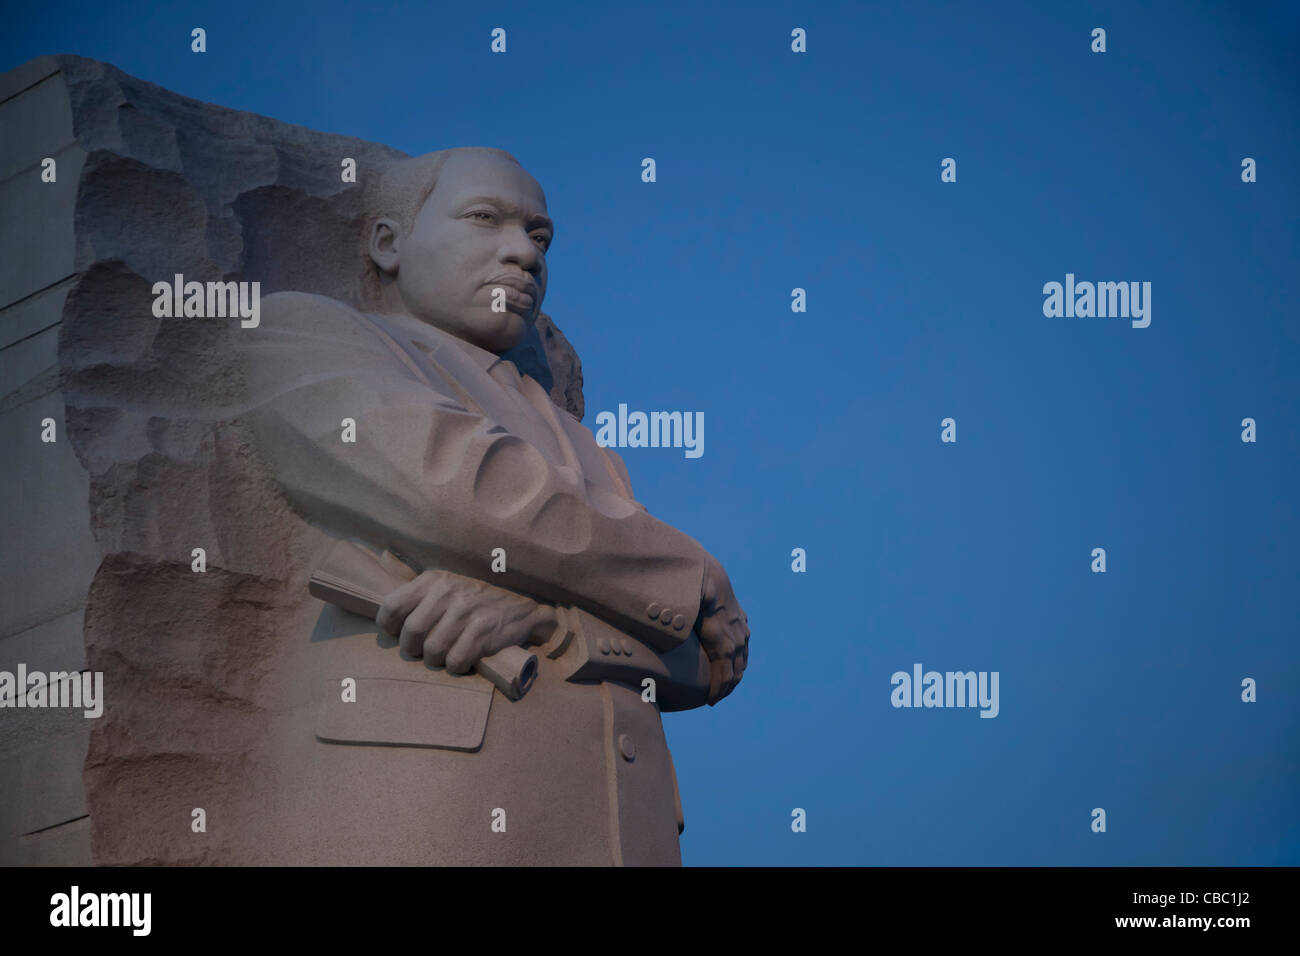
[236,292,748,701]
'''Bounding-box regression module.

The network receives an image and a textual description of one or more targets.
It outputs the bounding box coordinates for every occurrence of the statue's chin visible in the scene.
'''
[474,312,527,352]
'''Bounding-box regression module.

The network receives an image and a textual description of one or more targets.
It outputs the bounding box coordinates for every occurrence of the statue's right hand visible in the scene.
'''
[375,570,559,675]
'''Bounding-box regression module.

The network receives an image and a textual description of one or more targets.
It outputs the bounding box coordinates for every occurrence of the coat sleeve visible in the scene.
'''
[233,291,705,650]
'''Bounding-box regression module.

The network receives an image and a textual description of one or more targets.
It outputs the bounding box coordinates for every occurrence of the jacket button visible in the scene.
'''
[647,602,661,619]
[620,638,634,655]
[659,608,674,625]
[597,637,611,655]
[618,733,636,761]
[671,614,686,631]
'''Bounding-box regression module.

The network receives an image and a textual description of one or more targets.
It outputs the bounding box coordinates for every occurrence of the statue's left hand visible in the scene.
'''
[696,551,751,705]
[375,570,560,674]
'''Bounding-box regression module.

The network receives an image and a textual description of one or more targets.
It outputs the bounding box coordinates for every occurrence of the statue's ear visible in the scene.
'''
[369,218,402,275]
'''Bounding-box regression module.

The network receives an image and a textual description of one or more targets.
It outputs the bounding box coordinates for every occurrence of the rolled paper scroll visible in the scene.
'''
[308,539,539,701]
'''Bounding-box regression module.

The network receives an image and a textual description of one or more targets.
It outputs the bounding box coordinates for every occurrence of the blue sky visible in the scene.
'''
[5,0,1298,865]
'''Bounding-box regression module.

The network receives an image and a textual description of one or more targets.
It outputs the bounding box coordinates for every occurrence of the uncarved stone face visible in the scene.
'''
[395,152,553,353]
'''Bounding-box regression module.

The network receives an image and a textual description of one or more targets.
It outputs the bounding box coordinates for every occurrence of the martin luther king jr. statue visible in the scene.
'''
[195,146,749,865]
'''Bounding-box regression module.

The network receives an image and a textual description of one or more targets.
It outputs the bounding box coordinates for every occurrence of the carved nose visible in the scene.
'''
[501,229,542,266]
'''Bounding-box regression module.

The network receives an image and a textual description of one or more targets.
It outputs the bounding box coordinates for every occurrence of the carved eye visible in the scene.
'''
[532,234,550,251]
[468,211,495,223]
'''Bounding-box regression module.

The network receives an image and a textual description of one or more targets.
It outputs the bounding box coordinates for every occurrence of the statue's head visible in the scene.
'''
[362,147,553,353]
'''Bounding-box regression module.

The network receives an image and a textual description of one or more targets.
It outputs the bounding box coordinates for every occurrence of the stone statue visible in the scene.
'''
[215,146,752,864]
[0,54,747,864]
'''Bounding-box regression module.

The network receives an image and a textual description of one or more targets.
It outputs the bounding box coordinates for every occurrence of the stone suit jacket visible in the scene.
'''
[215,291,710,865]
[237,292,708,651]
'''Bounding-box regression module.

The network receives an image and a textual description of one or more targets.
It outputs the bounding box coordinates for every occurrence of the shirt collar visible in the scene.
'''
[378,311,504,374]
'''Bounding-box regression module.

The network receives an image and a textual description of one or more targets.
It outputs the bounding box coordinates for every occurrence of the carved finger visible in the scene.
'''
[445,618,495,675]
[398,580,454,658]
[375,571,436,637]
[717,676,737,702]
[421,599,471,667]
[708,656,734,705]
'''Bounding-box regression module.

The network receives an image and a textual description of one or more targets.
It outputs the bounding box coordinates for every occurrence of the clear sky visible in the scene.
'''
[4,0,1298,865]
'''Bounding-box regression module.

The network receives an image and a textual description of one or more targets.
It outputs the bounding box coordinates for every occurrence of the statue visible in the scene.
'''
[0,55,748,866]
[81,146,749,865]
[3,51,752,861]
[239,146,752,864]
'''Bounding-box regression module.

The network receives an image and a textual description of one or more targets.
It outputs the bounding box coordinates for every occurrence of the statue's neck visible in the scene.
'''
[368,309,503,368]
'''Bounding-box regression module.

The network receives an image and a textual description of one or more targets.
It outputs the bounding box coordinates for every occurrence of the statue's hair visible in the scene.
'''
[358,147,522,308]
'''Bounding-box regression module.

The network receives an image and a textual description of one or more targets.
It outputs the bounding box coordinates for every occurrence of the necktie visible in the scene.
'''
[488,359,537,420]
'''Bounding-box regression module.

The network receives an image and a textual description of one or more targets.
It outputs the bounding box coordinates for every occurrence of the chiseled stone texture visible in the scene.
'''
[0,54,586,864]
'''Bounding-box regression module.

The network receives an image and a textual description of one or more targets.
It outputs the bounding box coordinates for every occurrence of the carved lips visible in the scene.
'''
[485,273,538,311]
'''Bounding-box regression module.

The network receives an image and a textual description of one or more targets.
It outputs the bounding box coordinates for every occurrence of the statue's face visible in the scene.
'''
[391,152,552,352]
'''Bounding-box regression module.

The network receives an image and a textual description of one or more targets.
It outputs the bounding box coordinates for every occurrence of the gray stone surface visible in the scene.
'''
[0,55,61,104]
[0,149,83,307]
[0,702,91,865]
[6,726,91,834]
[0,64,73,181]
[0,325,58,407]
[0,279,72,359]
[0,610,87,680]
[2,817,93,866]
[0,393,101,639]
[0,59,96,867]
